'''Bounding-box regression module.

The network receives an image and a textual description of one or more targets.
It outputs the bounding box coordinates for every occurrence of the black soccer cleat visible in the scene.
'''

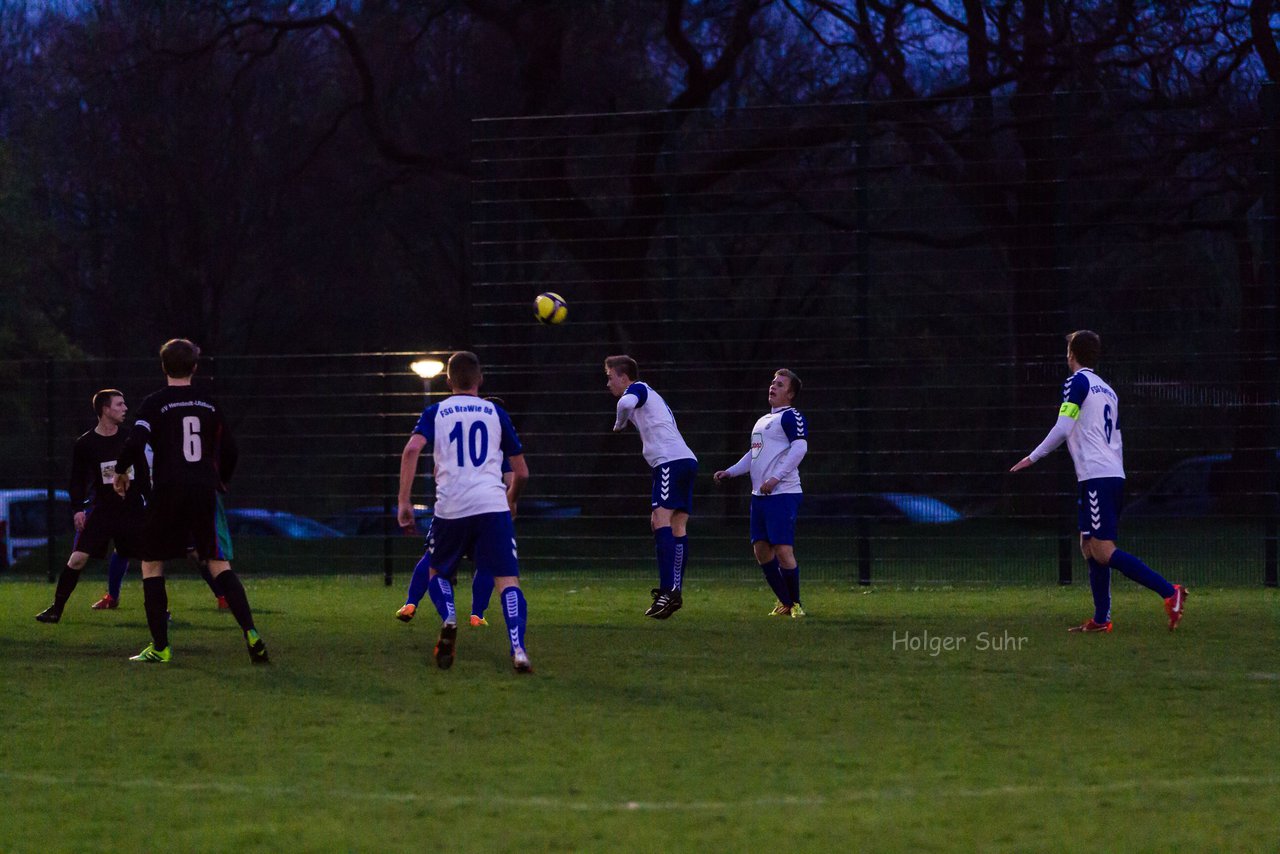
[35,607,62,624]
[245,630,270,664]
[648,589,683,620]
[644,588,668,617]
[434,622,458,670]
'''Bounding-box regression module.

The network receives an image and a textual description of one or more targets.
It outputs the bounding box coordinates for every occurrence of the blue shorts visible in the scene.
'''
[426,512,519,579]
[651,458,697,512]
[750,493,802,546]
[1078,478,1123,541]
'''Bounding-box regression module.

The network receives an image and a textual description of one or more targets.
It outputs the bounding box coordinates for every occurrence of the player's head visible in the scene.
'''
[93,389,126,423]
[446,351,483,393]
[160,338,200,378]
[604,355,637,398]
[1066,330,1101,369]
[770,369,801,407]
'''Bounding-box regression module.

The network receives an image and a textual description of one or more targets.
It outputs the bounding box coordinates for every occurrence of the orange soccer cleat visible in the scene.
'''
[1164,584,1188,631]
[1068,618,1113,633]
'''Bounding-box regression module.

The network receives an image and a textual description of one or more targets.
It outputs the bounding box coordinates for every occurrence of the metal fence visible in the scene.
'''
[2,91,1277,586]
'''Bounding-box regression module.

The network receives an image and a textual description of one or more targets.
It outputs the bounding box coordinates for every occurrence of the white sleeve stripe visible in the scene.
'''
[134,420,151,432]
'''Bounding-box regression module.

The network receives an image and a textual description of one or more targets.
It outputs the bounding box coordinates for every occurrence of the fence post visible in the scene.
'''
[382,353,395,587]
[852,100,873,584]
[45,359,57,583]
[1054,91,1074,586]
[1263,82,1279,587]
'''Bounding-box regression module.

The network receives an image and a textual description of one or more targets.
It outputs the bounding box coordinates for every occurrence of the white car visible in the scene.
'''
[0,489,71,569]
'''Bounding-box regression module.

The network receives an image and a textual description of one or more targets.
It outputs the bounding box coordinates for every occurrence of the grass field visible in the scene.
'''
[1,575,1277,852]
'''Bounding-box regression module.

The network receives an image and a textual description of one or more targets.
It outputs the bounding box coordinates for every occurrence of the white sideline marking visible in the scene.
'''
[0,771,1275,812]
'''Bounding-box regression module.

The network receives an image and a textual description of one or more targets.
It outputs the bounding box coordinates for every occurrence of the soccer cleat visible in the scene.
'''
[644,588,668,617]
[512,647,533,674]
[91,594,118,610]
[651,589,683,620]
[768,601,792,617]
[129,643,172,663]
[1164,584,1188,631]
[35,607,62,624]
[216,596,230,610]
[245,629,269,664]
[1068,618,1113,633]
[790,602,807,619]
[434,621,458,669]
[396,603,416,623]
[469,614,488,627]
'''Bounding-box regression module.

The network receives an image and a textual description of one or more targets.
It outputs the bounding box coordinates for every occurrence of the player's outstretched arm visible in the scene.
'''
[1011,413,1077,472]
[715,451,752,482]
[397,434,427,527]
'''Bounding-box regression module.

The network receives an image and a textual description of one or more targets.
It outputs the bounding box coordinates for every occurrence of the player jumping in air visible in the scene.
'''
[1010,330,1187,632]
[396,352,533,673]
[715,369,809,617]
[605,355,698,619]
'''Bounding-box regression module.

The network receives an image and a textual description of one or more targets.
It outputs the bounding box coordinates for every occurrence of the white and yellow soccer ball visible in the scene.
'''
[533,291,568,325]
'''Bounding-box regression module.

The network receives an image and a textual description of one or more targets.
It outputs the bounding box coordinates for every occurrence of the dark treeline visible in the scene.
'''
[0,0,1275,359]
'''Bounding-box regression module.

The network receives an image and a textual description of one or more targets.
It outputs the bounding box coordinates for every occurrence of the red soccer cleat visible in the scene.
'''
[90,594,118,610]
[1068,618,1113,633]
[1164,584,1188,631]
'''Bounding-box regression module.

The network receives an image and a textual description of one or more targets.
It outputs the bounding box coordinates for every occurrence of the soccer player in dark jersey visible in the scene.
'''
[34,389,144,623]
[113,338,268,664]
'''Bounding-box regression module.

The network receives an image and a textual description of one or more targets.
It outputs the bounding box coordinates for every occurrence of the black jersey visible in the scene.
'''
[68,427,145,512]
[118,385,238,490]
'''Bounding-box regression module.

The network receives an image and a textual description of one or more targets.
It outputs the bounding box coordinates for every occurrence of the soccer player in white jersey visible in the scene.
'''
[606,355,698,619]
[1011,331,1187,632]
[714,369,808,617]
[396,351,533,673]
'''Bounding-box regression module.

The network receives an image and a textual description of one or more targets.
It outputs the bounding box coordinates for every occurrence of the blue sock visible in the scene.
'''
[501,586,527,653]
[760,557,791,605]
[654,526,675,591]
[472,572,495,618]
[107,553,129,600]
[672,535,688,592]
[1108,549,1175,599]
[1087,559,1111,623]
[405,553,432,607]
[781,564,800,605]
[427,574,456,624]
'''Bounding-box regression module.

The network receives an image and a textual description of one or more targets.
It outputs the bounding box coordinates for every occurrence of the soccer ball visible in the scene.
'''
[533,292,568,325]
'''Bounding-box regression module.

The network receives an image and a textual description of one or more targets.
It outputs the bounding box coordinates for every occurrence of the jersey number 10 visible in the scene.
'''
[448,421,489,467]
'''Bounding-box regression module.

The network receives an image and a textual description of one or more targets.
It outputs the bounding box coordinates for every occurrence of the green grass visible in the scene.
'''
[1,576,1277,852]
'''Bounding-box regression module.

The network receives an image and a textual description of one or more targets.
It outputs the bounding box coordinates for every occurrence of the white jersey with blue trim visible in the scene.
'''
[748,407,807,495]
[615,381,697,467]
[1062,369,1124,481]
[413,394,524,519]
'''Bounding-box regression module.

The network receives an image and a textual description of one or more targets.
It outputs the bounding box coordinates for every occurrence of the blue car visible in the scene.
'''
[803,492,963,524]
[224,508,346,539]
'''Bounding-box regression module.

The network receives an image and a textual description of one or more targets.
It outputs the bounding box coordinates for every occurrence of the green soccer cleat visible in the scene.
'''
[790,602,807,619]
[129,643,172,663]
[245,629,270,664]
[768,601,792,617]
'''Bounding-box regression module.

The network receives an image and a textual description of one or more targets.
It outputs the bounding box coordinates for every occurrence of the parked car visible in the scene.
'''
[0,489,72,568]
[1124,452,1278,517]
[326,505,433,537]
[223,508,345,539]
[803,492,964,524]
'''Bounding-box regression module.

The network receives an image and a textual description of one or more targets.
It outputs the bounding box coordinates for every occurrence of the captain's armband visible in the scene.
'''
[1058,402,1080,420]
